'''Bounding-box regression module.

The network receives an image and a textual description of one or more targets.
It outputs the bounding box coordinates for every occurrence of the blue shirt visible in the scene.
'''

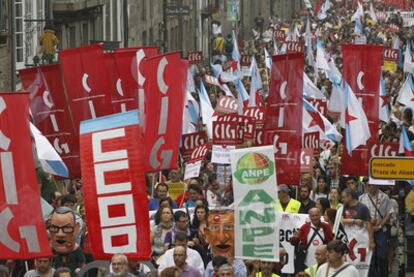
[148,198,178,211]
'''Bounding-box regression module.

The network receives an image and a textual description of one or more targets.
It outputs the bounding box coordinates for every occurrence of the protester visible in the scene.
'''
[291,208,333,272]
[253,261,280,277]
[152,206,174,260]
[149,183,178,211]
[157,233,204,275]
[311,176,329,201]
[48,207,85,276]
[328,187,342,209]
[208,256,228,277]
[341,188,375,250]
[217,264,233,277]
[316,240,359,277]
[24,258,55,277]
[105,254,136,277]
[299,185,316,214]
[164,211,191,250]
[0,265,8,277]
[53,268,71,277]
[276,185,303,213]
[305,245,328,277]
[359,183,392,277]
[169,245,202,277]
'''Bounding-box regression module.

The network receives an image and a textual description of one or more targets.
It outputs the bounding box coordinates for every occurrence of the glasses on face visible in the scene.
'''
[48,224,74,234]
[178,219,188,224]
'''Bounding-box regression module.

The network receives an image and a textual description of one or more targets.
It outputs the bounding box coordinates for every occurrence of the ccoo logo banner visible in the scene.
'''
[79,111,151,260]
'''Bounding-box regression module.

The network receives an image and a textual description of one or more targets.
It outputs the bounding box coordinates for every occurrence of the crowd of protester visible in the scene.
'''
[2,1,414,277]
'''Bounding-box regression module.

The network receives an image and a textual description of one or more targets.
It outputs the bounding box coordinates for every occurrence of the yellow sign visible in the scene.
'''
[370,157,414,180]
[167,182,186,201]
[383,60,397,72]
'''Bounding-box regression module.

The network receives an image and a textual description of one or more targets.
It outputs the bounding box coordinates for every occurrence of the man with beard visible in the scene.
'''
[172,246,202,277]
[204,209,247,277]
[299,185,316,214]
[24,258,55,277]
[158,232,204,275]
[48,206,85,276]
[105,254,136,277]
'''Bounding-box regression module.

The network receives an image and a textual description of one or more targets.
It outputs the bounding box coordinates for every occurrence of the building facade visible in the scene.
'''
[0,0,12,91]
[52,0,124,50]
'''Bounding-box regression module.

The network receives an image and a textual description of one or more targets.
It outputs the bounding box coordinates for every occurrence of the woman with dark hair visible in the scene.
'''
[311,176,330,201]
[315,197,330,216]
[191,205,209,234]
[151,206,174,260]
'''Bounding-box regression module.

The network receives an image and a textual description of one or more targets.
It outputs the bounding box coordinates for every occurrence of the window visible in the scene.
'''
[141,0,146,20]
[15,0,24,63]
[69,26,76,48]
[82,23,89,45]
[0,0,7,33]
[142,30,147,45]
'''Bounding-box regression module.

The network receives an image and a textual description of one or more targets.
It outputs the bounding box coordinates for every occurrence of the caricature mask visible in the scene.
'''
[49,207,79,254]
[204,209,234,259]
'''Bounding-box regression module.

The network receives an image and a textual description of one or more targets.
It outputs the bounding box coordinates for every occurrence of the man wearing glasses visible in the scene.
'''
[48,207,85,276]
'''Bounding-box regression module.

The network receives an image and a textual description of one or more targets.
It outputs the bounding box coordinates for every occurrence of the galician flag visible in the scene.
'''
[404,43,414,74]
[379,74,390,123]
[303,98,342,143]
[198,80,215,138]
[399,127,414,156]
[341,81,371,154]
[248,56,262,107]
[30,122,69,177]
[397,74,414,111]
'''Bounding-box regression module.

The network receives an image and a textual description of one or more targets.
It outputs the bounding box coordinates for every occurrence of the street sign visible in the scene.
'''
[370,157,414,180]
[166,5,190,16]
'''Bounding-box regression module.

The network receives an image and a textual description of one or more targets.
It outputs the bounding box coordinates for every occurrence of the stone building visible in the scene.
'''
[0,0,12,91]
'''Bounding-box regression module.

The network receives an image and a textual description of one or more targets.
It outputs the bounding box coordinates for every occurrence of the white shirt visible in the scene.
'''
[157,247,204,275]
[305,224,325,267]
[316,262,359,277]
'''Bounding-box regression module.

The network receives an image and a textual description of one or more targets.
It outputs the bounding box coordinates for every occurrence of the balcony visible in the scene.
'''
[53,0,104,12]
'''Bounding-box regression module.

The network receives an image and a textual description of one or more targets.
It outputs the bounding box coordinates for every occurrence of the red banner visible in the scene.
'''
[341,45,383,175]
[273,29,286,42]
[111,47,158,113]
[287,42,304,53]
[213,121,243,145]
[143,52,188,172]
[60,44,114,130]
[19,64,81,178]
[0,93,52,259]
[244,107,267,125]
[265,53,304,185]
[215,96,238,114]
[303,131,320,156]
[79,111,151,260]
[181,131,208,159]
[187,51,203,64]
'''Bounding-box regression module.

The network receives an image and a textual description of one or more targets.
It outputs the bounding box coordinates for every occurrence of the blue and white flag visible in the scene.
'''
[30,122,69,177]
